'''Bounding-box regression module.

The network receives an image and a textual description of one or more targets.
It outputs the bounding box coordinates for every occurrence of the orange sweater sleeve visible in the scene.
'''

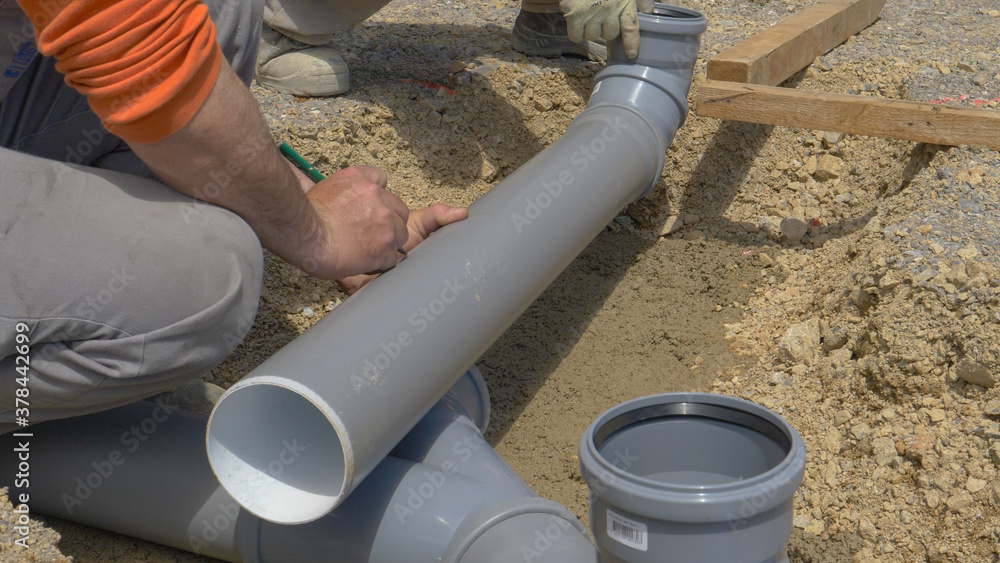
[16,0,222,143]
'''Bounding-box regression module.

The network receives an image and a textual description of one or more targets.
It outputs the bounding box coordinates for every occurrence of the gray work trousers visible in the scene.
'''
[0,0,266,433]
[266,0,561,44]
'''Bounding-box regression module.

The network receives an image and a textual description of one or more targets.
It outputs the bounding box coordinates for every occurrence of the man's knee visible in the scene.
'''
[175,208,263,372]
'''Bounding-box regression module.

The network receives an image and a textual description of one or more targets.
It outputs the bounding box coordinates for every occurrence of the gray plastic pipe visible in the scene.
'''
[206,3,708,525]
[0,369,596,562]
[579,393,806,562]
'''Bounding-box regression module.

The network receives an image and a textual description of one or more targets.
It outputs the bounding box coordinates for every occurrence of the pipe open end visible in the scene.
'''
[206,381,349,524]
[592,401,791,488]
[580,393,805,522]
[647,3,703,18]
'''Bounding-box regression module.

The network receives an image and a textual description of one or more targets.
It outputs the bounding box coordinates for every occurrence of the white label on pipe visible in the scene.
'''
[606,509,648,551]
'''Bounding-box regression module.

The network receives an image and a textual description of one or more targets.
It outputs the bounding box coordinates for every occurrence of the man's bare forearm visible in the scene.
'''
[128,63,326,274]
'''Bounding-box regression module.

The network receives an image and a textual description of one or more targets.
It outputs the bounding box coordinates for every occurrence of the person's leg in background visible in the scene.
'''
[512,0,607,61]
[256,0,603,98]
[0,0,266,433]
[257,0,394,96]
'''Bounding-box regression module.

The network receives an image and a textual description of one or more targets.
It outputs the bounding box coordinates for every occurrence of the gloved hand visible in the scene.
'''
[559,0,655,59]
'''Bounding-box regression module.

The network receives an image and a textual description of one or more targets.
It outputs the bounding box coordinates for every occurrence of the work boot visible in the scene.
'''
[510,10,608,62]
[255,26,350,97]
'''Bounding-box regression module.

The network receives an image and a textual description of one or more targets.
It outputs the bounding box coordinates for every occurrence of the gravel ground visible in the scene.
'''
[3,0,1000,562]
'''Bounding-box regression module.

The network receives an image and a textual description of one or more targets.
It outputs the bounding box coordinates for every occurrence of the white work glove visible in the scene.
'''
[559,0,655,59]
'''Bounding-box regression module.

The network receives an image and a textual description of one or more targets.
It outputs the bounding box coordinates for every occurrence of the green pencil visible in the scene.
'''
[279,141,326,183]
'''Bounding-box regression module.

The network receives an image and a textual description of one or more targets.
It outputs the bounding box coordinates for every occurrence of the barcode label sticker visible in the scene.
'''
[606,509,648,551]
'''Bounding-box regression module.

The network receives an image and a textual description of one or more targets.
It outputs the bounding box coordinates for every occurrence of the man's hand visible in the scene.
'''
[559,0,655,59]
[336,203,469,295]
[303,166,410,279]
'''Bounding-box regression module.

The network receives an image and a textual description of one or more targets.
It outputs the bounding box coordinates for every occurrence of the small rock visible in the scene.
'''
[990,444,1000,466]
[872,436,899,466]
[928,408,946,423]
[957,245,979,260]
[970,272,990,289]
[925,490,941,508]
[955,358,997,388]
[946,491,974,512]
[946,266,969,287]
[820,131,843,148]
[478,159,497,181]
[684,230,706,241]
[834,410,852,425]
[820,321,849,351]
[681,212,701,225]
[793,515,812,529]
[289,123,319,140]
[804,155,818,175]
[448,60,467,73]
[779,318,822,364]
[614,215,634,229]
[967,477,987,494]
[813,56,833,71]
[858,519,877,541]
[932,470,956,490]
[985,398,1000,416]
[533,97,553,112]
[992,482,1000,506]
[805,519,825,535]
[814,155,843,181]
[780,217,809,240]
[957,62,976,73]
[302,306,315,318]
[829,347,853,366]
[850,287,872,310]
[878,272,903,291]
[903,431,936,460]
[769,371,791,386]
[659,215,682,236]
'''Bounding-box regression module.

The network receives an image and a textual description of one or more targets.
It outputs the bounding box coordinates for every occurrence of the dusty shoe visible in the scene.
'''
[510,10,607,62]
[256,26,349,97]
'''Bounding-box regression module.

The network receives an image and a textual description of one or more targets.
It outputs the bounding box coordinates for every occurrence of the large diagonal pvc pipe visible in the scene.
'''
[0,369,596,562]
[206,3,707,525]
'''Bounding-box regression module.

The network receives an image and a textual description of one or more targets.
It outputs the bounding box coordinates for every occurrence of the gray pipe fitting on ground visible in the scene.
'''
[206,2,709,526]
[0,368,596,563]
[579,393,806,563]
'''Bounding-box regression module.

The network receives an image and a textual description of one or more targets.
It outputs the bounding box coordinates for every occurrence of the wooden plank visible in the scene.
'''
[706,0,886,86]
[695,80,1000,150]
